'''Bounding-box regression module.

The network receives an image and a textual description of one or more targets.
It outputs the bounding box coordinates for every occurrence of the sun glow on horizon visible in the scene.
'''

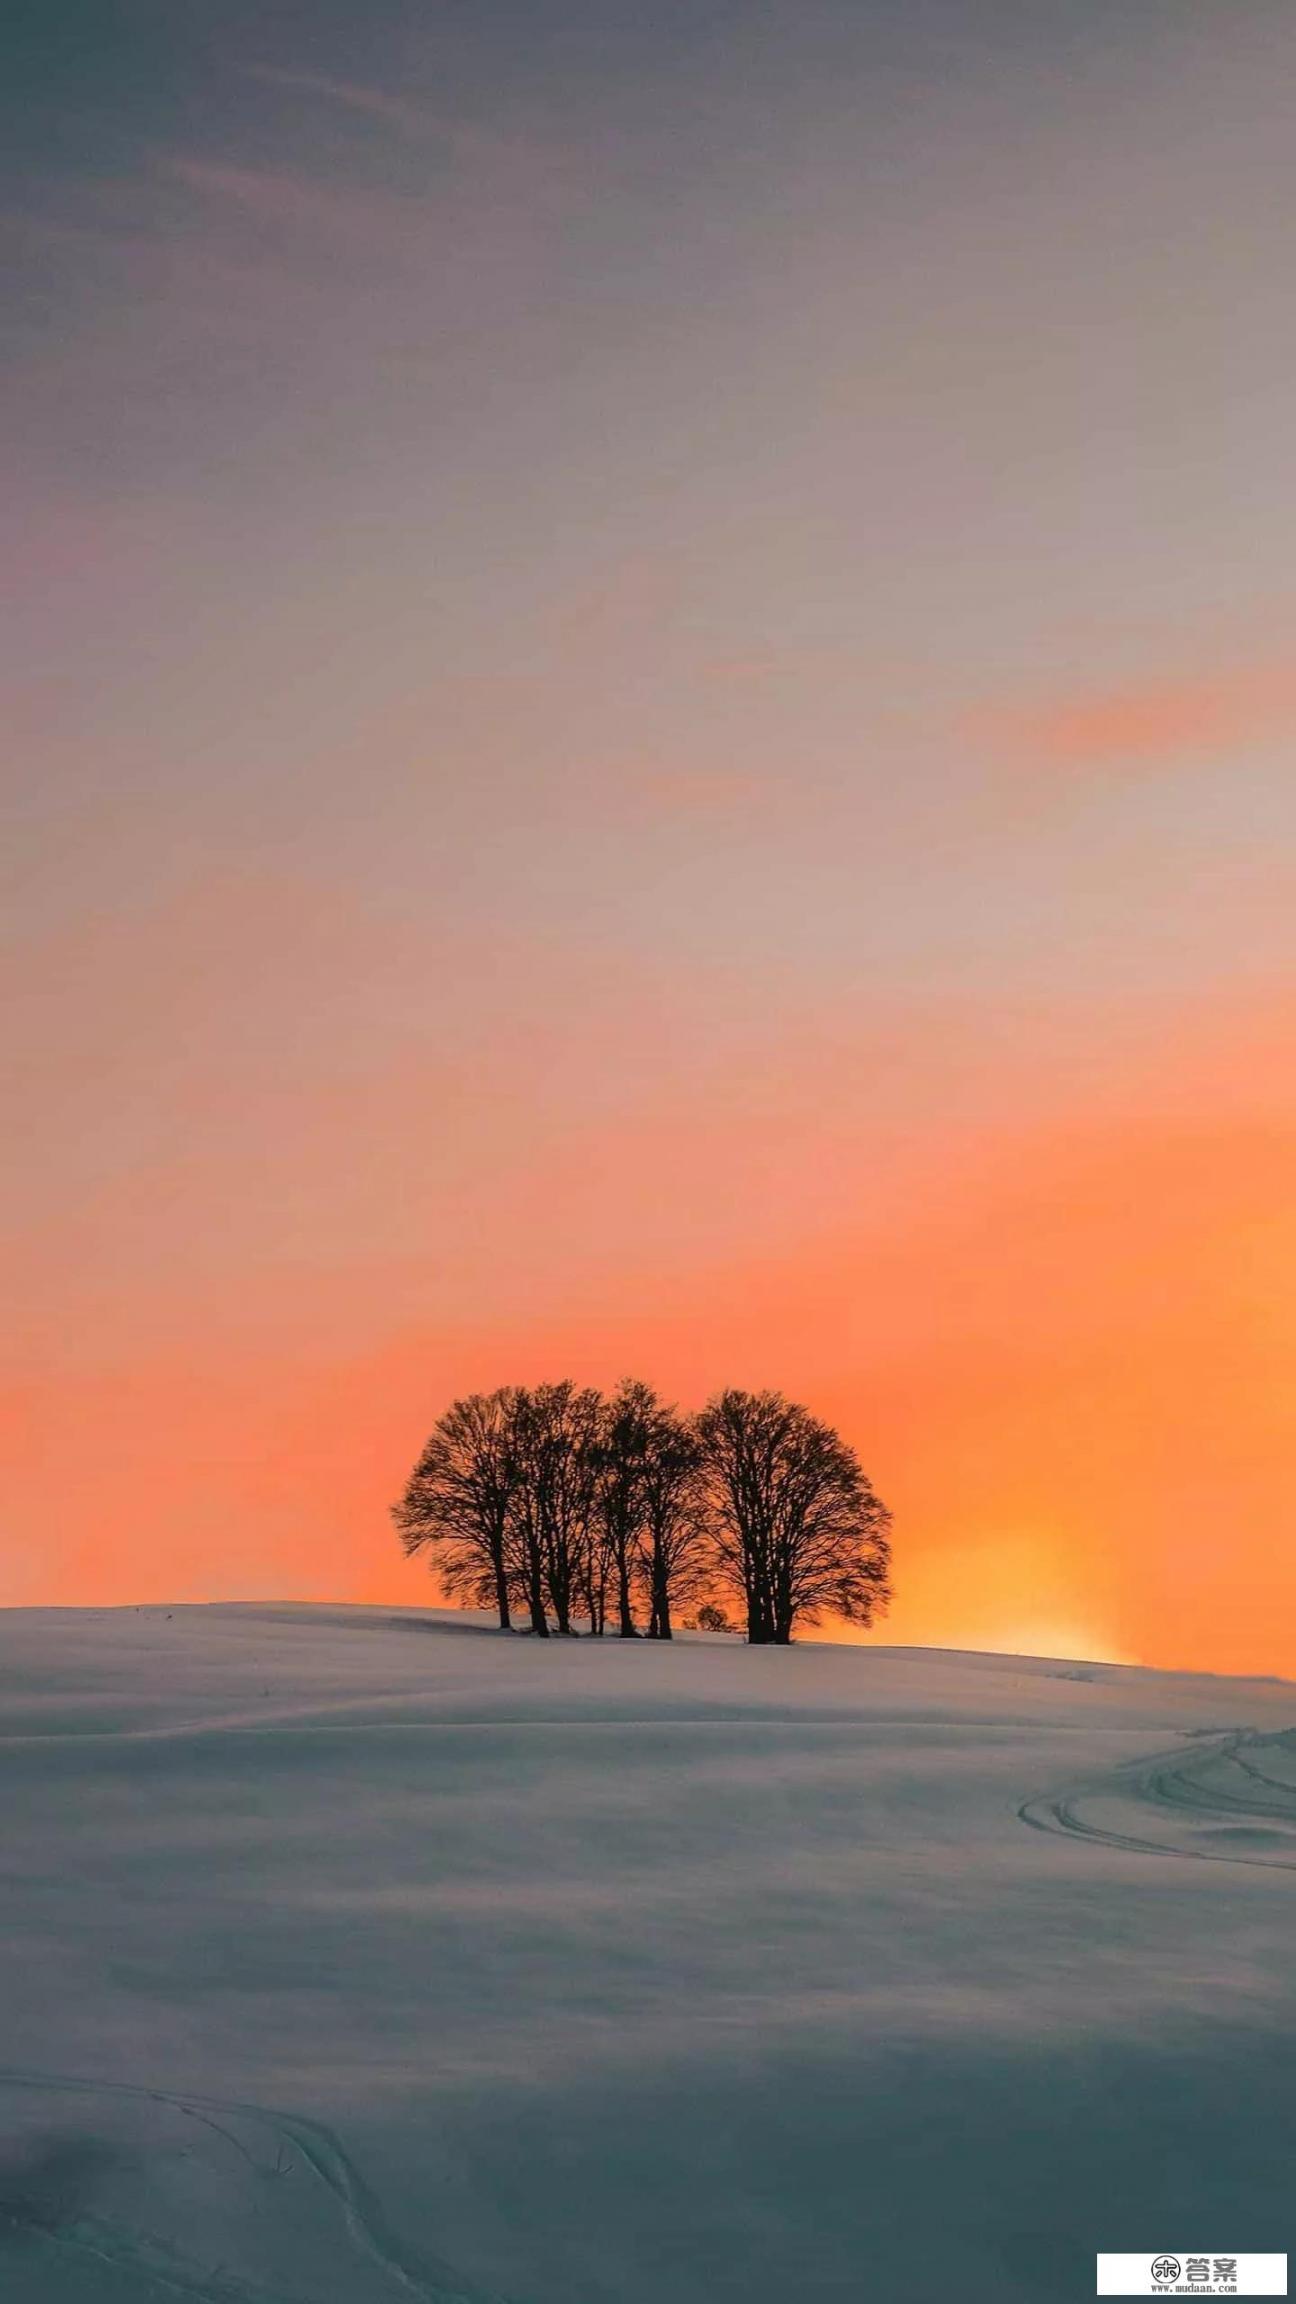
[939,1625,1133,1668]
[831,1612,1134,1669]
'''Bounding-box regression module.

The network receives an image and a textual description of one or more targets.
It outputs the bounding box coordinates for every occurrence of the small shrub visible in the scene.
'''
[690,1602,735,1634]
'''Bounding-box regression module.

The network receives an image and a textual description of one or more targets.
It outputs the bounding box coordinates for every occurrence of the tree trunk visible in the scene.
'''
[617,1548,637,1637]
[545,1544,573,1634]
[493,1555,512,1633]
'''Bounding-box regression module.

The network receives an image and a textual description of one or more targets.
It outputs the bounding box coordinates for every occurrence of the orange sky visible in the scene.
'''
[4,6,1295,1671]
[5,972,1292,1673]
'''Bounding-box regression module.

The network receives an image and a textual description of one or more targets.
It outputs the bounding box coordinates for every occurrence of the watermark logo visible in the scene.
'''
[1096,2254,1286,2297]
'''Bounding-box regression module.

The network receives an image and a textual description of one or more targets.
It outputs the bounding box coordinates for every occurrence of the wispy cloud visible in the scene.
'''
[971,659,1296,777]
[243,65,428,134]
[160,154,415,247]
[241,64,576,193]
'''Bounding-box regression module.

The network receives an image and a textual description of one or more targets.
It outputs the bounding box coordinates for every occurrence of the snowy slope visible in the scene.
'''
[0,1605,1291,2303]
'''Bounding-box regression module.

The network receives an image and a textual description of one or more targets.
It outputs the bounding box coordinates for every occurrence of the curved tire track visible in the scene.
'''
[1017,1727,1296,1871]
[0,2066,512,2304]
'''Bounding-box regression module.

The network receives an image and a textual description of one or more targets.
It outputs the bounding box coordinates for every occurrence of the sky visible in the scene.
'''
[3,0,1294,1671]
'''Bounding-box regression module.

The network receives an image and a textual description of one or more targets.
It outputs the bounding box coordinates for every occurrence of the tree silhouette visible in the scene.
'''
[590,1379,661,1638]
[396,1379,894,1645]
[392,1388,525,1631]
[694,1389,891,1645]
[502,1392,549,1637]
[635,1401,706,1640]
[512,1382,603,1637]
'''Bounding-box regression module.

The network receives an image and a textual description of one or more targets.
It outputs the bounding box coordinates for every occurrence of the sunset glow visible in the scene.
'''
[4,4,1294,1673]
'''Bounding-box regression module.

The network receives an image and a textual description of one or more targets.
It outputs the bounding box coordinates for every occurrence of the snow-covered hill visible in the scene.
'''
[1,1605,1291,2303]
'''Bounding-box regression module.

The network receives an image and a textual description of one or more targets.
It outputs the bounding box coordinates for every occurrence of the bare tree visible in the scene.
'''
[694,1389,891,1645]
[513,1382,603,1636]
[635,1400,707,1640]
[590,1379,659,1638]
[577,1525,611,1636]
[392,1389,524,1631]
[502,1396,550,1637]
[397,1378,894,1649]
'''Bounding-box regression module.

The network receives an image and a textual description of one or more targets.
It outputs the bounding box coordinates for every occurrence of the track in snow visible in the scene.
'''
[0,2067,511,2304]
[1018,1727,1296,1871]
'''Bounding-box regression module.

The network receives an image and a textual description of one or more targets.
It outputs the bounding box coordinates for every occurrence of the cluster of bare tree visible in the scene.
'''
[393,1381,892,1645]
